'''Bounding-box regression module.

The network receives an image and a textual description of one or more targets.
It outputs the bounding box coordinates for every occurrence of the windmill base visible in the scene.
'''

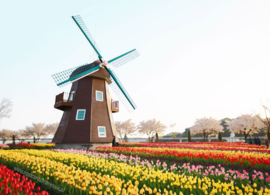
[55,143,112,150]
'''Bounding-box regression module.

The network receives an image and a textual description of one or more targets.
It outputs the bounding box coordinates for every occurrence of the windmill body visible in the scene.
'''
[52,16,139,149]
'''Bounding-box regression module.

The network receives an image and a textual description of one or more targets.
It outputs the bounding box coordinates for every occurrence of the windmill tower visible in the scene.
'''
[52,15,139,149]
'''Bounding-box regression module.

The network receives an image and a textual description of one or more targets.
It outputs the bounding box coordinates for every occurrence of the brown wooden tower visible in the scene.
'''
[51,15,139,149]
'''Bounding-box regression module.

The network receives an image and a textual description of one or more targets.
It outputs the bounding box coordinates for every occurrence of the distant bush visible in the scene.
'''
[0,144,9,148]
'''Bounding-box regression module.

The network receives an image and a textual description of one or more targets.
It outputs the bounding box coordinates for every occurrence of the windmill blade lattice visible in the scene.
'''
[72,15,102,59]
[106,68,137,112]
[108,49,139,68]
[52,63,100,87]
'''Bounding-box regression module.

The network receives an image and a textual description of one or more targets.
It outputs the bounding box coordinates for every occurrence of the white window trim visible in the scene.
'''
[96,90,103,102]
[98,126,107,137]
[76,109,86,120]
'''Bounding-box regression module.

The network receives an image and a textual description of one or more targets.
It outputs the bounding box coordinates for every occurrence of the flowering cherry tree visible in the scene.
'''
[115,119,137,142]
[137,119,167,140]
[25,123,48,143]
[257,100,270,140]
[0,129,13,143]
[190,117,223,141]
[226,114,265,143]
[44,122,59,136]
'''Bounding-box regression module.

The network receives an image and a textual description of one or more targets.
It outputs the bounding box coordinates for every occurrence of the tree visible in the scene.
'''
[169,123,177,138]
[11,130,22,143]
[115,119,137,142]
[124,134,128,142]
[182,127,205,138]
[121,119,137,136]
[181,128,190,137]
[257,101,270,140]
[0,98,12,123]
[17,129,31,143]
[25,123,48,143]
[0,129,13,143]
[220,118,231,137]
[115,121,123,141]
[188,129,191,142]
[12,135,15,144]
[252,128,267,137]
[162,132,181,138]
[44,122,59,135]
[137,119,167,139]
[155,132,159,142]
[226,114,265,143]
[190,117,223,141]
[171,132,176,138]
[218,132,222,141]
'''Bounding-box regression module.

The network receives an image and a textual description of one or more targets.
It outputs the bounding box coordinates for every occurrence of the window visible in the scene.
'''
[76,109,86,120]
[69,91,75,102]
[98,126,106,137]
[96,90,103,101]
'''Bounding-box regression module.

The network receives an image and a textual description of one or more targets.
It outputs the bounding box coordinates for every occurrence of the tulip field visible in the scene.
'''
[0,142,270,194]
[119,142,269,153]
[0,164,49,195]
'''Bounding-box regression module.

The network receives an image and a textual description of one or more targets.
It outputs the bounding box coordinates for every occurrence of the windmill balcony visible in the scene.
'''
[54,92,74,111]
[112,100,119,113]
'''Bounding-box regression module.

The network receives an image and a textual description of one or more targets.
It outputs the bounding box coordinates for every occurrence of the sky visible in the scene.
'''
[1,0,270,137]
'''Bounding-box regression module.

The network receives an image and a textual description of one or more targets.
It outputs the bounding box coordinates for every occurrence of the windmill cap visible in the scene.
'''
[69,59,111,82]
[69,60,101,79]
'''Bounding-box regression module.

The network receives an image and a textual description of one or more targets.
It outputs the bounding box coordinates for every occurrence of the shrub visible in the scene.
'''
[0,144,9,148]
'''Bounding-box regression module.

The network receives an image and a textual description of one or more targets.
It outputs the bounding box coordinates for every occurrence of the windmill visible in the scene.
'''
[51,15,139,149]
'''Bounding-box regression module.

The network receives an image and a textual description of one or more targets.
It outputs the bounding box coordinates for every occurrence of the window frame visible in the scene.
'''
[96,90,103,102]
[76,109,86,120]
[98,126,107,137]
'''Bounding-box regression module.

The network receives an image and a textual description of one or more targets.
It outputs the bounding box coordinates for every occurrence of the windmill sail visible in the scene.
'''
[108,49,139,68]
[105,67,136,112]
[72,15,102,59]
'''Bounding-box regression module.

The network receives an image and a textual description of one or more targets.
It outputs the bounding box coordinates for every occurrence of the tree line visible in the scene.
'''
[116,100,270,142]
[0,98,59,143]
[188,114,266,143]
[1,97,270,143]
[115,119,167,141]
[0,122,59,143]
[116,114,268,143]
[186,101,270,143]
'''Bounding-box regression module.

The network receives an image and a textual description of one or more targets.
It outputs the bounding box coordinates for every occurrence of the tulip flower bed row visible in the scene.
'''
[0,164,49,195]
[32,143,55,147]
[2,149,269,194]
[120,142,268,153]
[96,146,270,169]
[53,149,270,188]
[4,143,55,150]
[0,150,138,195]
[120,143,270,154]
[121,142,266,149]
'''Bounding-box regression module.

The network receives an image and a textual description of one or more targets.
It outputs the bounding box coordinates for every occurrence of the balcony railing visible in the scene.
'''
[112,100,119,113]
[54,92,75,111]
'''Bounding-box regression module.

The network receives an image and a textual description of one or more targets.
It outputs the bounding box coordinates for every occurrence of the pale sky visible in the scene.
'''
[1,0,270,136]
